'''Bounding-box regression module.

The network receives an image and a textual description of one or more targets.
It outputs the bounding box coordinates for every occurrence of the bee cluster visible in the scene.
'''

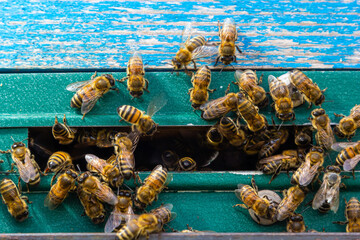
[0,17,359,237]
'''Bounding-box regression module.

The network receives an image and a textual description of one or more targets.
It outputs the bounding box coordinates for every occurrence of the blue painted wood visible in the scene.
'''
[0,0,358,70]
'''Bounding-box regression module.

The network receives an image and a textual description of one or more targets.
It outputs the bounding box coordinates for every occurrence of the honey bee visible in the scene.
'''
[291,146,325,186]
[309,108,335,150]
[200,92,241,120]
[45,151,73,174]
[234,177,277,221]
[233,70,268,109]
[206,126,224,149]
[85,154,123,188]
[117,95,167,136]
[188,66,215,109]
[67,72,118,119]
[77,184,106,224]
[332,141,360,171]
[161,151,197,171]
[258,127,289,159]
[105,190,134,233]
[0,178,29,222]
[215,18,242,66]
[116,213,159,240]
[0,140,41,189]
[276,185,307,221]
[243,134,268,156]
[268,75,295,121]
[312,165,342,213]
[334,105,360,140]
[257,149,305,184]
[218,117,247,148]
[77,171,118,205]
[333,197,360,232]
[294,126,312,148]
[44,169,78,210]
[277,71,305,108]
[52,115,76,145]
[290,69,326,107]
[237,92,268,133]
[118,52,149,98]
[150,204,176,231]
[134,165,173,210]
[287,213,306,233]
[76,128,120,148]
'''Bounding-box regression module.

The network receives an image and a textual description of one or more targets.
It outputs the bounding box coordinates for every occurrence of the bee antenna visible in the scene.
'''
[277,121,284,131]
[123,183,134,192]
[76,164,82,172]
[300,205,311,214]
[21,138,29,143]
[10,136,15,142]
[219,65,226,73]
[117,186,120,195]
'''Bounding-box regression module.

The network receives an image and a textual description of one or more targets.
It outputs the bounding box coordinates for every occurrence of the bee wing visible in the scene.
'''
[24,151,37,181]
[258,155,292,165]
[85,154,106,173]
[66,80,92,92]
[192,45,219,60]
[200,96,230,120]
[12,155,30,183]
[299,161,321,186]
[343,155,360,171]
[234,188,242,201]
[147,93,168,117]
[312,180,328,210]
[81,91,103,115]
[181,23,193,47]
[331,142,358,152]
[127,131,140,153]
[330,185,340,213]
[164,173,173,188]
[95,182,118,205]
[277,72,292,85]
[104,210,123,233]
[221,18,236,39]
[317,128,334,150]
[200,151,219,167]
[44,191,62,210]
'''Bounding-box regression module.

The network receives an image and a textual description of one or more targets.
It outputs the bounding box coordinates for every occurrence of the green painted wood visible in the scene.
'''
[0,70,359,127]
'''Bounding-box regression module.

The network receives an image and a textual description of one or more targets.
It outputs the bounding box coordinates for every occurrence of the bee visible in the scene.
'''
[258,127,289,159]
[334,104,360,140]
[291,146,325,186]
[116,213,159,240]
[52,114,76,145]
[188,66,215,109]
[309,108,335,150]
[117,95,167,136]
[161,151,197,171]
[134,165,173,210]
[290,69,326,107]
[85,154,123,188]
[118,52,149,98]
[332,141,360,171]
[258,149,305,184]
[76,128,120,148]
[45,151,72,174]
[294,126,312,148]
[243,134,268,156]
[77,171,118,205]
[237,92,268,133]
[333,197,360,232]
[234,177,277,221]
[268,75,295,121]
[77,184,106,224]
[218,117,247,147]
[0,178,29,222]
[67,72,118,119]
[233,70,268,109]
[200,92,241,120]
[312,165,342,213]
[276,185,307,221]
[105,190,135,233]
[277,71,305,108]
[150,204,176,231]
[206,126,224,149]
[215,18,242,66]
[0,140,41,189]
[44,169,78,210]
[287,213,306,233]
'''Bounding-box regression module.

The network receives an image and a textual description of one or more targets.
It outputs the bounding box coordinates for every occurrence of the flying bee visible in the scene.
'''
[44,169,78,210]
[294,126,312,148]
[188,66,215,109]
[150,204,176,232]
[312,165,342,213]
[258,149,306,184]
[258,127,289,159]
[118,52,149,98]
[85,154,123,188]
[276,185,307,221]
[0,178,29,222]
[67,72,118,119]
[291,146,325,186]
[200,92,241,120]
[77,184,106,224]
[134,165,173,210]
[105,190,135,233]
[117,95,167,136]
[333,197,360,232]
[233,70,268,109]
[334,104,360,140]
[215,18,242,66]
[206,126,224,150]
[331,141,360,172]
[218,117,247,148]
[77,171,118,205]
[116,213,160,240]
[268,75,295,121]
[290,69,326,107]
[161,151,197,171]
[0,140,41,189]
[310,108,335,150]
[52,114,76,145]
[287,213,306,233]
[76,128,120,148]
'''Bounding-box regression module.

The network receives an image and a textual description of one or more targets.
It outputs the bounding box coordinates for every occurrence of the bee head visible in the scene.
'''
[130,90,143,98]
[220,56,235,65]
[290,214,303,222]
[276,112,295,121]
[12,142,25,150]
[315,94,325,106]
[333,126,345,138]
[312,108,326,117]
[171,58,182,70]
[77,172,90,183]
[191,102,201,109]
[104,74,116,86]
[15,209,29,222]
[92,214,105,224]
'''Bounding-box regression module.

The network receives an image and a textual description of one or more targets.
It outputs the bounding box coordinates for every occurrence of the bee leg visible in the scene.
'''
[340,183,347,189]
[208,88,216,93]
[269,165,282,184]
[321,87,327,93]
[307,102,312,109]
[235,45,242,54]
[232,203,248,209]
[334,113,346,118]
[192,60,197,70]
[91,71,97,80]
[144,79,150,93]
[214,56,220,67]
[0,149,11,154]
[21,195,32,204]
[333,221,348,225]
[225,83,231,95]
[6,163,16,173]
[259,74,264,85]
[188,88,193,95]
[117,76,128,83]
[82,114,86,120]
[251,175,258,193]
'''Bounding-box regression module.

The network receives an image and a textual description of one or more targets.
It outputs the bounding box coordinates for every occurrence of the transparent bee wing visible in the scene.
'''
[317,128,334,150]
[343,155,360,171]
[330,186,340,213]
[312,180,328,210]
[24,151,37,181]
[331,142,358,152]
[299,161,321,186]
[268,75,278,85]
[66,79,93,92]
[181,23,193,47]
[258,155,292,165]
[95,181,118,205]
[234,188,243,201]
[200,151,219,167]
[162,203,173,211]
[164,173,173,187]
[278,72,292,85]
[192,45,219,60]
[132,51,142,61]
[234,70,244,83]
[13,155,31,183]
[200,96,232,120]
[104,210,123,233]
[85,154,105,173]
[147,93,168,117]
[221,18,236,39]
[127,131,140,153]
[44,192,61,210]
[81,91,103,115]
